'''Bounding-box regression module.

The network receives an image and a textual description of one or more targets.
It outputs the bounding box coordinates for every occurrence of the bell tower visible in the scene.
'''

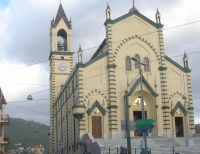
[49,3,73,153]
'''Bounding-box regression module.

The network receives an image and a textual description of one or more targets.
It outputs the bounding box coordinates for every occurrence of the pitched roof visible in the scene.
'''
[52,4,72,29]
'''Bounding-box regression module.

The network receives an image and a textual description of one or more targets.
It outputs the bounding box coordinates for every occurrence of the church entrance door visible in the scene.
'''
[175,117,184,137]
[92,116,102,138]
[133,111,147,136]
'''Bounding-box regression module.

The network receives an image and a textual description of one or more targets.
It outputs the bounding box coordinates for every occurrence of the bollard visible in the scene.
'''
[135,148,136,154]
[150,148,151,154]
[173,147,174,154]
[117,147,118,154]
[109,147,110,154]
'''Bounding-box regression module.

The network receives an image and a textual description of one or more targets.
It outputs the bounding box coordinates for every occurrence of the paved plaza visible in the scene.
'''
[96,136,200,154]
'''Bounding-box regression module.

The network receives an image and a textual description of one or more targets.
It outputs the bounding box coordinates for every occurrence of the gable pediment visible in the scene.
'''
[129,76,158,97]
[171,101,187,116]
[87,100,106,116]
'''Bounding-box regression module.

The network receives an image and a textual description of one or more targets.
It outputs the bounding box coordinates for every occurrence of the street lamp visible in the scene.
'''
[131,57,148,154]
[27,95,33,100]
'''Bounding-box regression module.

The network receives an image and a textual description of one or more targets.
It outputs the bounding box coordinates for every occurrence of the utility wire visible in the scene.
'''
[2,50,200,88]
[78,20,200,52]
[5,50,200,102]
[0,19,199,75]
[0,60,48,75]
[7,103,49,116]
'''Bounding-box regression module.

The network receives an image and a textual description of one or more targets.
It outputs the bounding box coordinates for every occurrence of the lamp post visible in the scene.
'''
[182,95,189,147]
[131,57,148,154]
[125,90,131,154]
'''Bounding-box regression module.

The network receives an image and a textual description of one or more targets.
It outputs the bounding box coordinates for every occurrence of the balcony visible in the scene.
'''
[0,115,10,126]
[0,136,10,145]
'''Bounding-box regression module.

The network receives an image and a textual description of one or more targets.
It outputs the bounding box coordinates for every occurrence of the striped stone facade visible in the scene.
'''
[158,27,171,137]
[50,3,195,154]
[106,23,119,137]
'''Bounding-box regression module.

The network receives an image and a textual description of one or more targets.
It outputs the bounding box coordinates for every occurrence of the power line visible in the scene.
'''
[0,19,199,76]
[0,60,48,75]
[7,103,49,116]
[5,50,200,102]
[80,20,200,52]
[7,99,50,104]
[0,81,49,86]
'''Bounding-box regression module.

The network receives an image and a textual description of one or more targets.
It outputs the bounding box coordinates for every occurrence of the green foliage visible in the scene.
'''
[4,118,49,151]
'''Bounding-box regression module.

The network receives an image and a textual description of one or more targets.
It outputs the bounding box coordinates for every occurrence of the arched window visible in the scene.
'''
[57,29,67,51]
[186,60,188,68]
[126,56,131,71]
[144,57,149,72]
[135,54,140,69]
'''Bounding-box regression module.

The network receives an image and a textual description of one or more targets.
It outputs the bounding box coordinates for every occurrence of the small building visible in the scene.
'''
[0,87,10,153]
[31,145,44,154]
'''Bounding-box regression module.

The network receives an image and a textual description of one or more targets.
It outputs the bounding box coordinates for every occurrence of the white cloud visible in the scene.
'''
[0,0,200,125]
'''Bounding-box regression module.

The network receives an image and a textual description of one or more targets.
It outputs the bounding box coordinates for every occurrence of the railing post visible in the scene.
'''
[109,147,110,154]
[135,148,136,154]
[150,147,151,154]
[117,147,118,154]
[173,147,174,154]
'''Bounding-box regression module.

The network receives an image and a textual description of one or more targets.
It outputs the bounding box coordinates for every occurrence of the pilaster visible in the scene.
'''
[105,23,118,138]
[158,27,171,136]
[186,73,195,133]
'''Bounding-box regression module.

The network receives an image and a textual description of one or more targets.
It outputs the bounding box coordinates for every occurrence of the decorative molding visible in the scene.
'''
[104,10,164,29]
[107,64,117,69]
[112,35,160,65]
[165,56,191,73]
[87,100,107,116]
[171,101,187,116]
[107,105,118,109]
[84,51,108,68]
[187,107,194,110]
[158,66,167,71]
[129,76,159,97]
[161,106,170,109]
[90,39,107,60]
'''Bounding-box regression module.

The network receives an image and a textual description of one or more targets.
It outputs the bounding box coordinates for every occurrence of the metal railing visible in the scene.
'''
[102,147,119,154]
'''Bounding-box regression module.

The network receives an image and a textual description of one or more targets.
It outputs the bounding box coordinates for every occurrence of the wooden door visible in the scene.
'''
[92,116,102,138]
[133,111,147,136]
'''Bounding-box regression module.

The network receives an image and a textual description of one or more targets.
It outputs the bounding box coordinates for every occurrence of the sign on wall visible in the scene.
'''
[58,140,64,150]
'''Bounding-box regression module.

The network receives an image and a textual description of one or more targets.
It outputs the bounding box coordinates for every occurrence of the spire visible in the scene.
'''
[105,2,111,19]
[183,51,189,68]
[129,0,139,12]
[156,7,160,15]
[77,44,83,63]
[155,7,161,23]
[183,51,188,59]
[52,3,72,29]
[78,44,82,53]
[69,17,72,23]
[107,2,110,10]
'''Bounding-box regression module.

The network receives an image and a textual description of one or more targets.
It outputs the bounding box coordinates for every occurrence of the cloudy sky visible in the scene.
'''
[0,0,200,126]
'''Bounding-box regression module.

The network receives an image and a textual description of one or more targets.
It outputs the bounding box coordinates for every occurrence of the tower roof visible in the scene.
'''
[183,52,188,60]
[106,2,111,10]
[52,4,72,29]
[156,8,160,15]
[78,44,83,53]
[129,0,139,12]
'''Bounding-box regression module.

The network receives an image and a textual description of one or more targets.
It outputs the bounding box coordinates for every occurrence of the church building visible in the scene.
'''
[49,2,195,154]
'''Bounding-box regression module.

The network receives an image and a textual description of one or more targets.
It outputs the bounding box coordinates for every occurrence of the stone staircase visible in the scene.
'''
[96,137,200,154]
